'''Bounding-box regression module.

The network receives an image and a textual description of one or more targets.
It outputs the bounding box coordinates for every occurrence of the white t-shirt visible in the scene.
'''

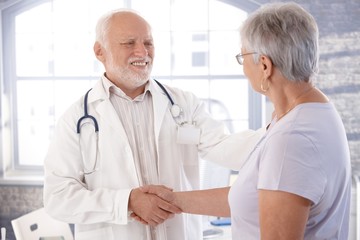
[229,102,351,239]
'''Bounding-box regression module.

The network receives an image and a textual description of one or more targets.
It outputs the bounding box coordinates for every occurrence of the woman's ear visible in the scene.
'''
[260,55,273,77]
[93,42,105,62]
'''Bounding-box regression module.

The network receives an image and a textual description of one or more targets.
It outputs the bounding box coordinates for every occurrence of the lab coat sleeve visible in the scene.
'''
[43,107,131,225]
[190,95,266,171]
[201,128,265,170]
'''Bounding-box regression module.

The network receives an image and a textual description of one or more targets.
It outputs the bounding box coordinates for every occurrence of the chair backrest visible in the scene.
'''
[11,208,73,240]
[199,98,233,191]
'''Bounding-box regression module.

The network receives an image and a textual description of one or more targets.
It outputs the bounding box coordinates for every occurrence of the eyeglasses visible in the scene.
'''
[235,52,257,65]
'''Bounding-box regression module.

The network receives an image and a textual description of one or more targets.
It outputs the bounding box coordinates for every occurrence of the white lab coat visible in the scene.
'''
[43,78,264,240]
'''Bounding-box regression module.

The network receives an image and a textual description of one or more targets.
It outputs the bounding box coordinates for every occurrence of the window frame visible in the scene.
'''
[0,0,263,185]
[1,0,52,185]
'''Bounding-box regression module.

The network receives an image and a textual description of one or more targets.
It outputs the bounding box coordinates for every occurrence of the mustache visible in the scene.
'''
[128,57,152,64]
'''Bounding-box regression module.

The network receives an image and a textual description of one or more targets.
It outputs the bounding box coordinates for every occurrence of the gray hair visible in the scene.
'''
[240,2,319,82]
[95,9,143,46]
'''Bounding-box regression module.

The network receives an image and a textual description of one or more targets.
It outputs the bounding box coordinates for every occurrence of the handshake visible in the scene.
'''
[128,185,181,227]
[128,185,230,227]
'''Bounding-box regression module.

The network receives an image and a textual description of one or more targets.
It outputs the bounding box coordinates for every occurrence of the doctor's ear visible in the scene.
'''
[94,42,105,62]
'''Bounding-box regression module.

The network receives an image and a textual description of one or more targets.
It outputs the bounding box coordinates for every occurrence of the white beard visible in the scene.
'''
[107,55,153,89]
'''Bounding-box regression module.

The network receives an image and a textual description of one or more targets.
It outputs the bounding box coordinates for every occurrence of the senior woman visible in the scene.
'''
[137,2,351,239]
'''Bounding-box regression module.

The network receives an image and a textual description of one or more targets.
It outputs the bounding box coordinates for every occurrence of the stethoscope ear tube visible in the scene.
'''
[154,79,174,105]
[77,88,99,133]
[154,79,183,118]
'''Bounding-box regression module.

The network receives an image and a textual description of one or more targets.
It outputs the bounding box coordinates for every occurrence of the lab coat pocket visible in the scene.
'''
[176,124,200,145]
[76,226,114,240]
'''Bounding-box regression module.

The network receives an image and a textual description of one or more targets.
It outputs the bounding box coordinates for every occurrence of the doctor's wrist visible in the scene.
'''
[128,188,140,212]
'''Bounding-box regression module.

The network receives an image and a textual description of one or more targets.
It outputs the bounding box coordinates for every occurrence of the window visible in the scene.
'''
[0,0,263,184]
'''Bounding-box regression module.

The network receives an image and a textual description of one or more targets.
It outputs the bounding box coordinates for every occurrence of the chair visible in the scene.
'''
[11,208,73,240]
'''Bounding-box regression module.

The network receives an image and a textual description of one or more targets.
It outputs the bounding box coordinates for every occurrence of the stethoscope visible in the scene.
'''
[76,79,182,134]
[76,80,199,175]
[76,88,98,134]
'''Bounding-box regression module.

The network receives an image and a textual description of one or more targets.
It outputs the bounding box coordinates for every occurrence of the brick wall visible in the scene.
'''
[0,186,43,240]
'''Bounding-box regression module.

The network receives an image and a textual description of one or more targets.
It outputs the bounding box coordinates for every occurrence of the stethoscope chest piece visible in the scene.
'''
[154,79,183,119]
[170,104,182,118]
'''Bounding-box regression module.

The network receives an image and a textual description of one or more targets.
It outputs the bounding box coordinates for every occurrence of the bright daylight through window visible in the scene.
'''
[0,0,262,183]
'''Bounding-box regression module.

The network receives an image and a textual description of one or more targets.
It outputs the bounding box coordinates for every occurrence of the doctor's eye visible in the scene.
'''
[144,40,154,47]
[120,41,135,47]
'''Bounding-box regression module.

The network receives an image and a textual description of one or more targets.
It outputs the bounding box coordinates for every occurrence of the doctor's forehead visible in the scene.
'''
[110,12,151,30]
[109,16,152,37]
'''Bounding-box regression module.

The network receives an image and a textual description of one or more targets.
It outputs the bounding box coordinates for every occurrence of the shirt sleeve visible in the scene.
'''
[258,130,326,205]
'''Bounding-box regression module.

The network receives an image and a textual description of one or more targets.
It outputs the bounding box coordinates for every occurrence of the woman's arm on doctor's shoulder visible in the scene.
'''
[139,185,230,217]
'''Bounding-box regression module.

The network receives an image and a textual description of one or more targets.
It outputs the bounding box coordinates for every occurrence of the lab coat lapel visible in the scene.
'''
[88,79,168,140]
[96,99,128,137]
[88,79,128,140]
[150,80,169,141]
[149,81,169,240]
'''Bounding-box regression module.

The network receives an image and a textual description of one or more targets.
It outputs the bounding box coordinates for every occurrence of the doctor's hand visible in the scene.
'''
[131,185,182,225]
[139,185,179,206]
[128,186,181,227]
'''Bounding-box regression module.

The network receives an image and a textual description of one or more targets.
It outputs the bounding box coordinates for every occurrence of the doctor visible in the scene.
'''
[43,9,263,240]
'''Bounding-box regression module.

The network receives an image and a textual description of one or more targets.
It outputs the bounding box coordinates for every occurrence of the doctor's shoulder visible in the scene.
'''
[164,84,202,109]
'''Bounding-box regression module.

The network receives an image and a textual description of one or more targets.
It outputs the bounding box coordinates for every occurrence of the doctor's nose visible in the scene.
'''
[133,43,149,57]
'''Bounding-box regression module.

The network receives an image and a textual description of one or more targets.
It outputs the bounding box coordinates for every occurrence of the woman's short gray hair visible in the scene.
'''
[240,2,319,82]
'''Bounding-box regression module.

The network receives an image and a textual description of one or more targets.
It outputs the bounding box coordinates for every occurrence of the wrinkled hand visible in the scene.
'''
[129,185,181,227]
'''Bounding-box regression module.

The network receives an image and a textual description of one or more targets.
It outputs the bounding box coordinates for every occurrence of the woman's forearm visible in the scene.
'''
[174,187,230,217]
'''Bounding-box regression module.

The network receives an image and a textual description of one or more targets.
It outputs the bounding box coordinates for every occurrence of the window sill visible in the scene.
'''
[0,169,44,186]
